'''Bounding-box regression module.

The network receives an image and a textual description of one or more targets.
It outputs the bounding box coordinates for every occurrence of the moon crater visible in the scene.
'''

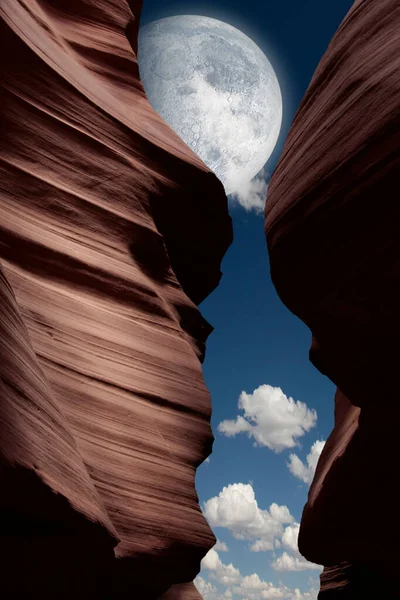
[138,15,282,196]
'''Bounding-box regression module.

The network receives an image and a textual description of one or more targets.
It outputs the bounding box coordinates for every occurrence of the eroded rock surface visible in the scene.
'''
[0,0,232,597]
[265,0,400,596]
[158,582,203,600]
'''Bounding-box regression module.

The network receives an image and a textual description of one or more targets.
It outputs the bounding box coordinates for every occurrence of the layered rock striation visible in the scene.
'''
[265,0,400,596]
[0,0,232,597]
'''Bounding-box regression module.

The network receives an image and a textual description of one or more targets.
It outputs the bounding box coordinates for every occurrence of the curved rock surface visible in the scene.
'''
[0,263,118,597]
[0,0,232,597]
[265,0,400,596]
[158,582,203,600]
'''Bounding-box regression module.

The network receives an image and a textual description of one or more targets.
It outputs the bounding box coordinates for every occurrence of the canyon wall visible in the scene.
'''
[0,1,232,597]
[265,0,400,596]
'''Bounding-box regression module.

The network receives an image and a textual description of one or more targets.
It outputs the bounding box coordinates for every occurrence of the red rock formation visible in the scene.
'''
[265,0,400,596]
[158,582,203,600]
[0,1,232,598]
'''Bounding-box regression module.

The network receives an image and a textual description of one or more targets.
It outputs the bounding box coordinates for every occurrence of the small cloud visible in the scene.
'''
[270,504,294,524]
[214,540,229,552]
[201,549,241,586]
[281,523,301,554]
[194,575,218,599]
[271,552,323,572]
[203,482,293,551]
[194,575,232,600]
[233,572,289,598]
[230,166,269,213]
[270,523,323,573]
[204,457,211,464]
[197,553,319,599]
[287,440,326,484]
[218,385,317,452]
[250,539,275,552]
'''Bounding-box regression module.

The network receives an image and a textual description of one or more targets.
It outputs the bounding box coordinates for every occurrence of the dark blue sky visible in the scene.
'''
[139,2,353,598]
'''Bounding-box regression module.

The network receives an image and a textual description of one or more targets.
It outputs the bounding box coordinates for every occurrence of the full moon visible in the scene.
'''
[138,15,282,196]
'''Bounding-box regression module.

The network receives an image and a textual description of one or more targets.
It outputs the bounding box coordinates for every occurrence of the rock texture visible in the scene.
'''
[0,1,232,598]
[265,0,400,597]
[158,583,203,600]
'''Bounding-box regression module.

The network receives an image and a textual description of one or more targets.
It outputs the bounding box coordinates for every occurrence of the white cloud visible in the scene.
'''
[202,549,222,571]
[197,552,319,600]
[249,539,275,552]
[204,457,211,464]
[269,523,323,573]
[281,523,300,554]
[287,440,326,484]
[215,540,229,552]
[292,591,319,600]
[194,576,218,598]
[236,581,318,600]
[271,552,322,572]
[230,166,269,213]
[203,483,294,551]
[270,504,293,524]
[218,385,317,452]
[194,576,232,600]
[233,573,287,598]
[201,549,242,586]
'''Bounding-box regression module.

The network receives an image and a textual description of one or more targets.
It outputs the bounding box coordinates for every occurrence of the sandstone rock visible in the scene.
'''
[266,0,400,407]
[265,0,400,596]
[0,0,232,597]
[158,582,203,600]
[0,263,118,597]
[318,561,399,599]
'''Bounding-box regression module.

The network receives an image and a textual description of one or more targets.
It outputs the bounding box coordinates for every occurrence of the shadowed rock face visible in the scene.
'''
[265,0,400,597]
[0,1,232,598]
[158,582,203,600]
